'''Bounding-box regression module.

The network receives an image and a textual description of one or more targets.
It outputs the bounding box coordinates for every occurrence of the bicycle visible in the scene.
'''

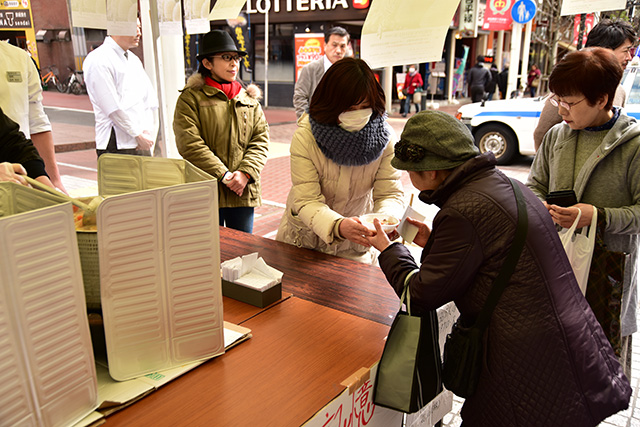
[63,66,86,95]
[41,66,65,92]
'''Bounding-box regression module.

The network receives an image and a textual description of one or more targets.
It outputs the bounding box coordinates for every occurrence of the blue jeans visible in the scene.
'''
[219,207,254,233]
[404,95,420,115]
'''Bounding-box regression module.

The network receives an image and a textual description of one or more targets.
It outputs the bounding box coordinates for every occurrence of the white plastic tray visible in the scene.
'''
[0,183,98,426]
[98,180,224,381]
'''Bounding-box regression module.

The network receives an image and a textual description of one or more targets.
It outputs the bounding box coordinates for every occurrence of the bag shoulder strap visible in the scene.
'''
[475,178,528,330]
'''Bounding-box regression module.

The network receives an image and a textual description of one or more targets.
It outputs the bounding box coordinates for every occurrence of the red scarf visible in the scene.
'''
[205,76,242,99]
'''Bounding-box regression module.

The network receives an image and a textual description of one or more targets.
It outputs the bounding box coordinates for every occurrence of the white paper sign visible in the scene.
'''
[157,0,183,36]
[303,364,403,427]
[106,0,137,35]
[406,390,454,427]
[361,0,460,68]
[185,0,211,34]
[560,0,625,16]
[69,0,107,30]
[209,0,245,21]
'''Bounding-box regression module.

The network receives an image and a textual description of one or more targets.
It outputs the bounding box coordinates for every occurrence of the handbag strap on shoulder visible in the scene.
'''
[475,178,528,330]
[400,269,420,314]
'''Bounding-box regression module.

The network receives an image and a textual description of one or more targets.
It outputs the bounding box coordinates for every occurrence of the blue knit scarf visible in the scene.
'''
[309,114,390,166]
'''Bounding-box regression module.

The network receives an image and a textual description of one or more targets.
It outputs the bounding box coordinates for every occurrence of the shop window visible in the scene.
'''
[253,23,294,83]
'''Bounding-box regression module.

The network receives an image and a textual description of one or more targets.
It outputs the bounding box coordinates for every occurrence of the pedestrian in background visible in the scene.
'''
[83,18,159,158]
[277,58,405,263]
[293,27,350,120]
[0,41,67,193]
[533,18,637,151]
[525,64,541,97]
[485,62,499,100]
[527,47,640,377]
[402,64,423,117]
[497,62,509,99]
[467,55,491,103]
[368,110,631,427]
[173,30,269,234]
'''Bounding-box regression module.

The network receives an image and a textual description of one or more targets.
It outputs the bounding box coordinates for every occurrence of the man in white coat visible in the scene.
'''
[293,27,350,120]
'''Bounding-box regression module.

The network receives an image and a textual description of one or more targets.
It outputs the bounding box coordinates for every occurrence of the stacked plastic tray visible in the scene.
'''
[0,183,98,425]
[92,155,225,381]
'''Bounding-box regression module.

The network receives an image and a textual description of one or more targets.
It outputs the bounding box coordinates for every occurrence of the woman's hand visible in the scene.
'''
[224,171,249,197]
[339,217,373,247]
[548,203,595,228]
[407,217,431,248]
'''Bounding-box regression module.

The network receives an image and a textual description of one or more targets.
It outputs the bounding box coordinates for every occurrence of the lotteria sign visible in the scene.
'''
[245,0,369,14]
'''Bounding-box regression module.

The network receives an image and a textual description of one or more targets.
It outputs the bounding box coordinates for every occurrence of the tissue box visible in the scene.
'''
[222,279,282,308]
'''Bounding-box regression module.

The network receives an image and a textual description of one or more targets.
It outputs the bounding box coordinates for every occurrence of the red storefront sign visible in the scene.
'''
[482,0,513,31]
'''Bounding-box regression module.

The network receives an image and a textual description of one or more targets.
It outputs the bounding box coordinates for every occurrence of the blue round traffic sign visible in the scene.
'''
[511,0,536,24]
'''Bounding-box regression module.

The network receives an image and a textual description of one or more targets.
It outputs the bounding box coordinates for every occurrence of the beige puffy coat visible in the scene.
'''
[173,73,269,208]
[276,115,405,263]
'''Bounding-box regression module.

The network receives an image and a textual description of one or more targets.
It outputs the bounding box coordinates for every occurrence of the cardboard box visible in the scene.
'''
[222,279,282,308]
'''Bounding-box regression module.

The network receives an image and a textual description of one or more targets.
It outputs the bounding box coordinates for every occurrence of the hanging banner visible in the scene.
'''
[158,0,182,36]
[361,0,460,68]
[482,0,513,31]
[294,33,324,81]
[458,0,478,38]
[185,0,211,34]
[106,0,137,35]
[69,0,107,30]
[453,45,469,95]
[228,14,252,72]
[561,0,625,16]
[573,13,595,47]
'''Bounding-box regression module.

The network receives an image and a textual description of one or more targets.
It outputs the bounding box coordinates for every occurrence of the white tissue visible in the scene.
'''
[221,252,283,291]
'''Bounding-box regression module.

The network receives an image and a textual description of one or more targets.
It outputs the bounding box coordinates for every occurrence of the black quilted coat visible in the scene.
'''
[378,153,631,426]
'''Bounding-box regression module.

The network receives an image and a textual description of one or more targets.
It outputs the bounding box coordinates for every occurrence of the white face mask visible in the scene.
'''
[409,67,416,74]
[338,108,373,132]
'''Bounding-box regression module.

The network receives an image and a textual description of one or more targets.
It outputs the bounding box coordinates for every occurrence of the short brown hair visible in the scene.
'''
[549,47,622,110]
[309,58,386,124]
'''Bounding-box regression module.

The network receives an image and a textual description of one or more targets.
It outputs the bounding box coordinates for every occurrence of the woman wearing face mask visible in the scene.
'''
[276,58,405,263]
[402,64,423,117]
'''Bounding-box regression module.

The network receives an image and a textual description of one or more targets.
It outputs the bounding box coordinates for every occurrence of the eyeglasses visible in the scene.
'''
[549,96,586,111]
[213,53,242,63]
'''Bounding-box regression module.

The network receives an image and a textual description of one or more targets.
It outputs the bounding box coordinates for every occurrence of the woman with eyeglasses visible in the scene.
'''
[173,30,269,233]
[527,47,640,376]
[276,58,405,263]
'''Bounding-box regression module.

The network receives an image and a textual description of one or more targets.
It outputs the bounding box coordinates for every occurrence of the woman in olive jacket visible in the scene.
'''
[368,111,631,427]
[173,30,269,233]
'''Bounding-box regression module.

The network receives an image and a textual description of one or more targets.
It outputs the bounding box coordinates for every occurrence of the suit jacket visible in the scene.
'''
[293,58,325,119]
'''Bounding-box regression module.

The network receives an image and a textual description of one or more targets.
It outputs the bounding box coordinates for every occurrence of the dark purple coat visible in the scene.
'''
[378,153,630,426]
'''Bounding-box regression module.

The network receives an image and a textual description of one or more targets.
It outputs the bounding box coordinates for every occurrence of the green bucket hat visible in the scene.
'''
[391,111,479,171]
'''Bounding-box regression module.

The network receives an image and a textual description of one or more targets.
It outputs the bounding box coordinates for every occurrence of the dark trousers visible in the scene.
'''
[96,128,151,158]
[470,85,486,103]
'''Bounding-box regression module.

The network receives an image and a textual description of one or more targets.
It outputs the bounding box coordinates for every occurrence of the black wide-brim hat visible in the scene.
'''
[196,30,248,61]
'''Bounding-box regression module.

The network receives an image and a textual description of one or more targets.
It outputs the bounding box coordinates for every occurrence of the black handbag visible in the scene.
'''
[441,178,528,398]
[373,270,442,413]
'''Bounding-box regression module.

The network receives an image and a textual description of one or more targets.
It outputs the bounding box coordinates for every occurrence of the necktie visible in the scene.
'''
[124,51,128,59]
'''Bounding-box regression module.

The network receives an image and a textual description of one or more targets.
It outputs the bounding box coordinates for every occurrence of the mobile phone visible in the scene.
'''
[545,190,577,207]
